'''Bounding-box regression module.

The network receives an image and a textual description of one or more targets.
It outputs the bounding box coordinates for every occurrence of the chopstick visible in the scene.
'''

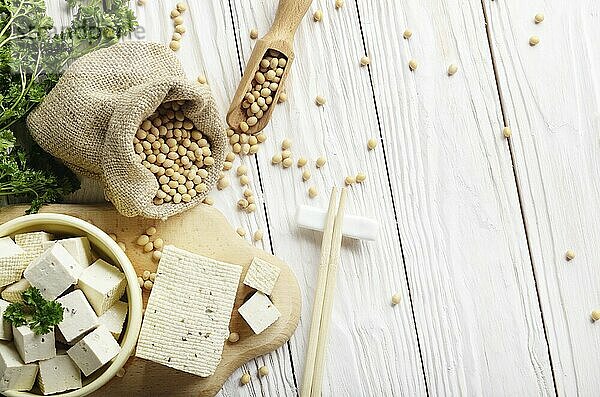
[300,187,347,397]
[310,188,347,397]
[300,187,339,397]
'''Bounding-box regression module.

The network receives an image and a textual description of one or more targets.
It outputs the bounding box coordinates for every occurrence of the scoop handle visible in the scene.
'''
[268,0,313,41]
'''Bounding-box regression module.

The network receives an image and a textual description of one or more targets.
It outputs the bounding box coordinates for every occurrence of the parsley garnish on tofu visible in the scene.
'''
[3,287,63,335]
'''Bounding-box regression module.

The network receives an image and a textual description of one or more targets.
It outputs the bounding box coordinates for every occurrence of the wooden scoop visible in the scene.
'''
[226,0,313,134]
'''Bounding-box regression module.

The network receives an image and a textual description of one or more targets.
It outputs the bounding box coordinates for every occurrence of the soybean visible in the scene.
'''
[534,13,544,24]
[367,138,377,150]
[447,64,458,76]
[529,36,540,46]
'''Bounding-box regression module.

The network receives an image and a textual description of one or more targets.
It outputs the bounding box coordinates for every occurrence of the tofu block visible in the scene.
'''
[238,292,281,334]
[42,237,94,271]
[0,237,24,257]
[77,259,126,316]
[0,341,38,392]
[24,244,81,300]
[13,326,56,364]
[55,328,84,348]
[57,290,99,343]
[38,354,82,395]
[243,257,281,295]
[0,237,26,288]
[136,245,242,378]
[15,232,53,269]
[0,300,12,341]
[67,325,120,376]
[1,278,31,303]
[98,300,128,339]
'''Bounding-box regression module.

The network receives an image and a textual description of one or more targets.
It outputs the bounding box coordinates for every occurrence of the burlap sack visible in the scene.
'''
[27,41,226,219]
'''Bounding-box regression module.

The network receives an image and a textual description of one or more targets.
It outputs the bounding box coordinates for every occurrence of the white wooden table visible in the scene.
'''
[42,0,600,395]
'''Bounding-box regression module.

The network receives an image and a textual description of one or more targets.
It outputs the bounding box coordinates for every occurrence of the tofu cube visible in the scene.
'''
[77,259,126,316]
[38,355,82,395]
[238,292,281,334]
[67,325,120,376]
[56,290,99,343]
[15,232,53,269]
[55,328,84,347]
[98,301,128,339]
[0,237,26,288]
[13,326,56,364]
[42,237,93,271]
[0,342,38,392]
[1,278,31,303]
[24,244,81,300]
[243,257,281,295]
[0,237,24,257]
[0,300,12,341]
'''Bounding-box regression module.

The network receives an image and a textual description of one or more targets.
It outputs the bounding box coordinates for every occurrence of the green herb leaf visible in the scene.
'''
[3,302,27,327]
[3,287,64,335]
[0,0,137,212]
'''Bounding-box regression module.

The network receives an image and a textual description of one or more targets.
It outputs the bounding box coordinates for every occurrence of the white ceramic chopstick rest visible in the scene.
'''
[295,205,378,241]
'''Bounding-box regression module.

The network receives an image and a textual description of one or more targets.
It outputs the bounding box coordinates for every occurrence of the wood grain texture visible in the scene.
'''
[0,204,301,397]
[359,0,555,394]
[23,0,600,395]
[484,0,600,394]
[230,0,427,395]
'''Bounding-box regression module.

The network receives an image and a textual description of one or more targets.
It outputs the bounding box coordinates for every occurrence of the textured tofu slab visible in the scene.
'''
[42,237,94,271]
[1,278,30,303]
[238,292,281,334]
[0,237,26,288]
[243,257,281,295]
[0,300,12,341]
[0,341,38,392]
[98,300,128,339]
[38,354,82,395]
[136,245,242,378]
[24,244,80,300]
[67,325,120,376]
[77,259,126,316]
[13,326,55,364]
[57,290,99,343]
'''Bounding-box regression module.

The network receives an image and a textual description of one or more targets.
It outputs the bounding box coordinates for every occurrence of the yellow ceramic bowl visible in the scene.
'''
[0,213,143,397]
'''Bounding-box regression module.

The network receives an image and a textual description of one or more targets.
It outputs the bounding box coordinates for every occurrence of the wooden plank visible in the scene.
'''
[359,0,555,394]
[229,0,427,395]
[483,0,600,394]
[42,1,297,396]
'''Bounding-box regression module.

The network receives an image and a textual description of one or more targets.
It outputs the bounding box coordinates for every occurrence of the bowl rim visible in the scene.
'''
[0,213,143,397]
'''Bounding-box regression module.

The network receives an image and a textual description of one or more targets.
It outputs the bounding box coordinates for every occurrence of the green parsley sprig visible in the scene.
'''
[0,0,137,212]
[3,286,64,335]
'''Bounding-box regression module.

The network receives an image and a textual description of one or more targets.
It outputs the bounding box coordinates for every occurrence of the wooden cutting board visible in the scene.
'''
[0,204,301,397]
